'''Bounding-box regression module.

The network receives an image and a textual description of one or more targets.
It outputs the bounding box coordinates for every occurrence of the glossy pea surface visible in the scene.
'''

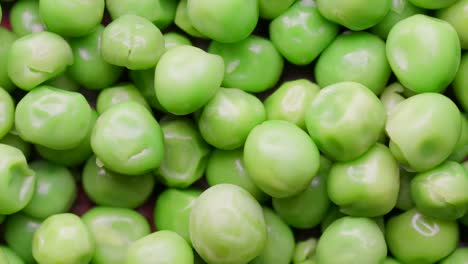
[437,0,468,50]
[4,213,42,263]
[0,87,14,140]
[10,0,46,37]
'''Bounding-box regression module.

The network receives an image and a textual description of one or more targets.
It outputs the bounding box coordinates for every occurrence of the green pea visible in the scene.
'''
[4,213,42,263]
[82,207,151,264]
[32,213,95,264]
[272,156,331,228]
[395,168,415,211]
[293,237,317,264]
[7,31,73,91]
[0,246,25,264]
[39,0,104,37]
[316,0,391,30]
[408,0,458,9]
[382,257,402,264]
[258,0,294,19]
[385,93,462,172]
[440,248,468,263]
[198,88,266,149]
[244,120,320,198]
[15,86,93,150]
[386,14,461,93]
[0,87,14,140]
[315,217,387,264]
[154,45,224,115]
[453,53,468,112]
[0,249,7,264]
[371,0,426,40]
[190,184,267,264]
[96,83,150,114]
[386,209,459,263]
[0,131,31,160]
[320,206,345,233]
[449,114,468,162]
[251,207,294,264]
[0,27,18,93]
[68,25,123,91]
[82,155,155,208]
[106,0,178,30]
[164,32,192,49]
[315,32,391,95]
[174,0,206,38]
[264,79,320,130]
[125,231,194,264]
[10,0,46,37]
[129,68,164,111]
[208,36,283,93]
[153,188,202,245]
[305,82,386,161]
[205,148,268,202]
[380,82,409,117]
[269,0,339,66]
[45,72,80,92]
[437,0,468,50]
[91,101,164,176]
[35,110,98,167]
[101,14,165,70]
[187,0,259,43]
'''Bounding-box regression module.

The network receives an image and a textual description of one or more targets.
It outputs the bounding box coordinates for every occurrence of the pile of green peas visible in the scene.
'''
[0,0,466,263]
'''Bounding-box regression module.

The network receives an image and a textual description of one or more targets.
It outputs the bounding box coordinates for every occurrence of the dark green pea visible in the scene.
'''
[45,72,80,92]
[448,114,467,162]
[10,0,46,37]
[0,28,17,93]
[0,87,15,139]
[0,132,31,160]
[395,168,415,211]
[129,68,165,111]
[320,206,345,233]
[4,213,42,263]
[96,83,150,114]
[453,53,468,113]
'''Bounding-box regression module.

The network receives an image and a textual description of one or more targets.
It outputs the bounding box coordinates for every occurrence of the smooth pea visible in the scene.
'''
[97,83,150,114]
[164,32,192,49]
[0,28,18,93]
[0,87,14,140]
[293,237,317,264]
[4,213,41,263]
[316,0,391,30]
[101,14,165,70]
[190,184,267,264]
[198,88,266,149]
[408,0,458,9]
[453,53,468,112]
[258,0,294,19]
[7,31,73,91]
[82,155,155,208]
[315,32,391,95]
[125,231,194,264]
[269,0,339,66]
[0,131,31,160]
[10,0,46,37]
[82,207,151,264]
[187,0,259,43]
[208,36,283,93]
[205,148,269,202]
[45,72,80,92]
[154,45,224,115]
[32,213,95,264]
[153,188,202,245]
[15,86,93,150]
[68,25,123,91]
[91,101,164,176]
[174,0,205,38]
[305,82,386,161]
[440,248,468,263]
[250,207,295,264]
[315,217,387,264]
[386,209,459,263]
[1,246,25,264]
[449,114,468,162]
[395,168,415,211]
[385,93,461,172]
[382,257,401,264]
[244,120,320,198]
[264,79,320,130]
[386,15,461,93]
[437,0,468,49]
[129,68,164,111]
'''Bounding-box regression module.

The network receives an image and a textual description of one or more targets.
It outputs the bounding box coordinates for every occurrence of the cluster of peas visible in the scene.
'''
[0,0,466,263]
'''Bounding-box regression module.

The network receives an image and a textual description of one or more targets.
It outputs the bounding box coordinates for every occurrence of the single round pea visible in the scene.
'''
[293,237,317,264]
[440,248,468,263]
[315,217,387,264]
[386,209,459,263]
[39,0,104,37]
[190,184,267,264]
[32,213,95,264]
[198,88,266,149]
[153,188,202,245]
[4,213,42,263]
[244,120,320,198]
[129,68,165,111]
[187,0,259,43]
[154,45,224,115]
[0,131,31,160]
[164,32,192,49]
[305,82,386,161]
[91,101,164,176]
[327,143,400,217]
[371,0,426,40]
[385,93,461,172]
[1,246,25,264]
[0,144,35,215]
[315,32,391,95]
[386,15,461,93]
[35,110,98,167]
[68,25,123,91]
[269,0,339,66]
[101,14,165,70]
[82,155,155,208]
[10,0,46,37]
[82,207,151,264]
[272,156,332,228]
[395,168,415,211]
[205,148,268,202]
[264,79,320,130]
[174,0,205,38]
[7,31,73,91]
[97,83,150,114]
[208,36,283,93]
[0,87,14,140]
[0,27,18,93]
[251,207,295,264]
[316,0,391,30]
[258,0,294,20]
[45,72,80,92]
[408,0,458,9]
[15,86,92,150]
[125,231,194,264]
[453,53,468,112]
